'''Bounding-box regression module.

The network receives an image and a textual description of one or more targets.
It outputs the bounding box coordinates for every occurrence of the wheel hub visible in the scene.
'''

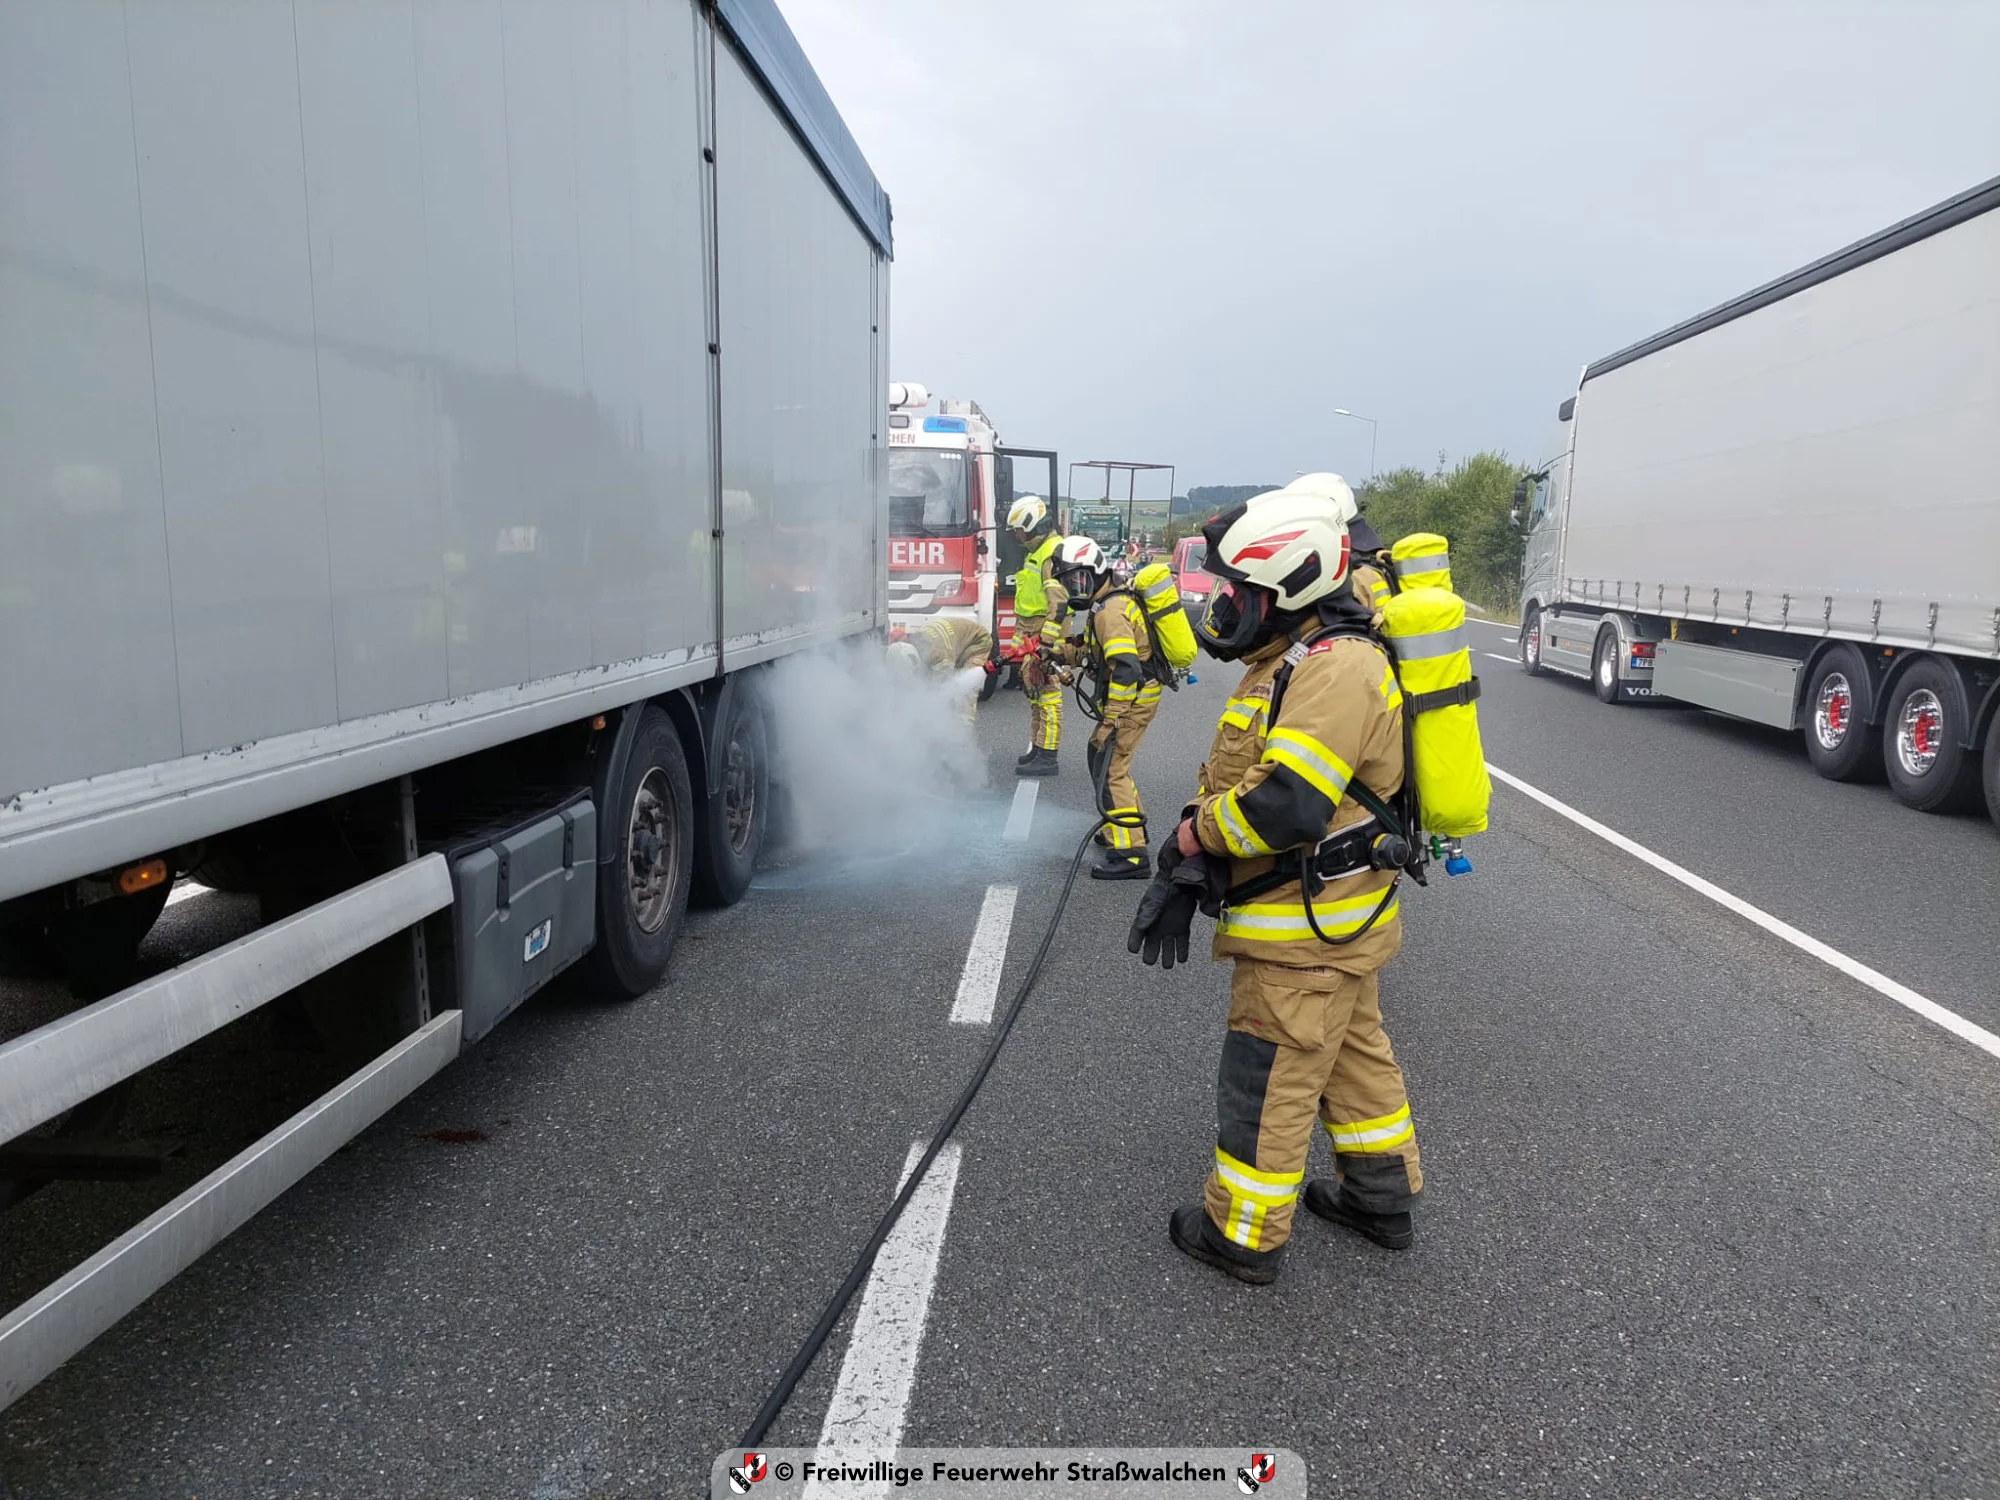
[722,723,757,855]
[1813,673,1852,750]
[627,769,679,934]
[1895,688,1944,778]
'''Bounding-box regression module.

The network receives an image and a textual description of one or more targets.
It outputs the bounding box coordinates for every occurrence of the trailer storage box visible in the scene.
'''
[437,794,596,1043]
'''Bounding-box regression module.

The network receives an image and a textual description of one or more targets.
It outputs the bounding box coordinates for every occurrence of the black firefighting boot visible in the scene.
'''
[1015,748,1059,778]
[1088,845,1151,881]
[1015,746,1041,767]
[1168,1204,1283,1286]
[1302,1179,1414,1250]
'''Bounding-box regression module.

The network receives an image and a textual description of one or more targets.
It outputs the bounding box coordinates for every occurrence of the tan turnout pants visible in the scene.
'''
[1203,960,1422,1253]
[1095,689,1160,848]
[1022,651,1062,751]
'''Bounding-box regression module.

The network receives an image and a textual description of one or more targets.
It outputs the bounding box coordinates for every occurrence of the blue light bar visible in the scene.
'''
[923,416,968,433]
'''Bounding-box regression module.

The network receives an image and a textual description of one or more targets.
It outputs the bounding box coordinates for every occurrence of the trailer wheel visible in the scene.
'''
[1591,626,1622,704]
[1520,608,1545,677]
[1982,713,2000,831]
[692,680,769,908]
[589,707,694,998]
[1881,659,1980,814]
[51,882,172,1000]
[1801,647,1882,783]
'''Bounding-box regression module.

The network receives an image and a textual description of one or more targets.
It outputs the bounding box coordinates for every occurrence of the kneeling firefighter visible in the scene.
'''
[889,616,995,724]
[1048,536,1164,880]
[1132,482,1425,1284]
[1007,496,1066,778]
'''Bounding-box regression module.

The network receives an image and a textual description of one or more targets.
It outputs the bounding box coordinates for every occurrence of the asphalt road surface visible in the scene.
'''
[4,625,1996,1499]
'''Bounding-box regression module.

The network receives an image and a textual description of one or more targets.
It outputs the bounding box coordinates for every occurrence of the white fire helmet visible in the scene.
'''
[1277,471,1360,522]
[1006,495,1050,534]
[1193,490,1356,659]
[886,640,921,676]
[1050,535,1110,608]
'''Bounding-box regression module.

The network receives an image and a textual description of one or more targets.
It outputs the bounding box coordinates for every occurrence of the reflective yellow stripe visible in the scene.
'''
[1214,1149,1302,1198]
[1214,789,1275,858]
[1102,638,1140,656]
[1368,575,1389,605]
[1216,889,1398,941]
[1376,661,1403,710]
[1325,1103,1414,1153]
[1107,683,1138,702]
[1104,807,1143,849]
[1137,683,1163,704]
[1219,697,1268,732]
[1263,726,1354,802]
[1227,1197,1268,1249]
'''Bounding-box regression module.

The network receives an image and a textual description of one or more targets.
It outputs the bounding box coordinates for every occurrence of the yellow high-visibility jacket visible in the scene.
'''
[1012,535,1065,649]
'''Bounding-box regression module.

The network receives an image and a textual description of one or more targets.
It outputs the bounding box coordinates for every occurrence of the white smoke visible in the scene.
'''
[764,639,992,863]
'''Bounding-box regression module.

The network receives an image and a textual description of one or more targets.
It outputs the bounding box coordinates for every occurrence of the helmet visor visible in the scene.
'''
[1194,578,1270,660]
[1053,563,1098,609]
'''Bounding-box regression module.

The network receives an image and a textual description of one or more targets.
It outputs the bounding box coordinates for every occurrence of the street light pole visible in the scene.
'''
[1332,408,1378,484]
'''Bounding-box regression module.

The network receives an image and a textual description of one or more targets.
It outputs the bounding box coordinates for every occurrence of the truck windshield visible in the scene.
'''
[1179,540,1208,571]
[889,449,971,536]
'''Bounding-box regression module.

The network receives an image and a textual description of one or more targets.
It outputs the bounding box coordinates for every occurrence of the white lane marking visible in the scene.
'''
[805,1142,963,1497]
[950,884,1017,1026]
[1481,652,1516,664]
[1486,762,2000,1062]
[1002,780,1038,842]
[164,882,211,908]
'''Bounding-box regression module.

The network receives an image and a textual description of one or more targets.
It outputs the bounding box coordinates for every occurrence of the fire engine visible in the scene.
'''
[885,382,1055,659]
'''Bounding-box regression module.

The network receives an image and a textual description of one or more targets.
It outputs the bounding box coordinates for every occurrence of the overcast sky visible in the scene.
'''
[781,0,1999,492]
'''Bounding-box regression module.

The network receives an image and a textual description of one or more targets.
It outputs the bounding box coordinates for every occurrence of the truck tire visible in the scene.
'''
[1983,713,2000,831]
[1591,625,1622,704]
[1520,607,1545,677]
[977,658,1000,704]
[692,679,769,908]
[1881,659,1980,814]
[1801,646,1882,783]
[588,707,694,998]
[52,882,172,1000]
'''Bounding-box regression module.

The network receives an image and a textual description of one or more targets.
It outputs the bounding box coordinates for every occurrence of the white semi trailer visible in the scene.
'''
[1517,175,2000,826]
[0,0,889,1404]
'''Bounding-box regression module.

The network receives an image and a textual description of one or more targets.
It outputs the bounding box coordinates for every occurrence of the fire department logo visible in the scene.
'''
[727,1453,767,1492]
[1237,1452,1278,1491]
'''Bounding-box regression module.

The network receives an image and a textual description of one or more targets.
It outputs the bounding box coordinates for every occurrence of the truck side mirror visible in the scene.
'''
[975,535,989,556]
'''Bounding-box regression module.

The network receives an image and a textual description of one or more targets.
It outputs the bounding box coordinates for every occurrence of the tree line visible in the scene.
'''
[1165,454,1527,616]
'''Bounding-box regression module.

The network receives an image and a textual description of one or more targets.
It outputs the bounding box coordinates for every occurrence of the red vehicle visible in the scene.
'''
[885,382,1055,682]
[1173,534,1216,623]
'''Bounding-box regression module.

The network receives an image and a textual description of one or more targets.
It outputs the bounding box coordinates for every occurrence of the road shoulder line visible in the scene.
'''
[1002,781,1038,842]
[804,1142,963,1493]
[950,885,1018,1026]
[1486,762,2000,1062]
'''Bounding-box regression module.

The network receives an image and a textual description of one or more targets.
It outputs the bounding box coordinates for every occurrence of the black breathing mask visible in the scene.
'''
[1056,565,1101,610]
[1194,578,1274,660]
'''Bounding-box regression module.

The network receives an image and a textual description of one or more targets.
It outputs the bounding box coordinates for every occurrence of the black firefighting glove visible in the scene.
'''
[1127,832,1212,970]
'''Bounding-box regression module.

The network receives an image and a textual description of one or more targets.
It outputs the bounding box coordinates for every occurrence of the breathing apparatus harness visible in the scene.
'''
[1218,610,1430,947]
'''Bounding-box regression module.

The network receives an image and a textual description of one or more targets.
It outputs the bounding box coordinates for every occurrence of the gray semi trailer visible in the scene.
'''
[1517,175,2000,826]
[0,0,889,1404]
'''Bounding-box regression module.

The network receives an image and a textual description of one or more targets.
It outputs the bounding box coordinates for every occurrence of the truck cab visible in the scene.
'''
[1515,393,1662,702]
[884,383,1055,654]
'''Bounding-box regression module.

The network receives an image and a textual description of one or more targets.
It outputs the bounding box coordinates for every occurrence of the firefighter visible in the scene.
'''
[1047,536,1163,879]
[1007,496,1067,777]
[1129,484,1422,1284]
[888,616,995,723]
